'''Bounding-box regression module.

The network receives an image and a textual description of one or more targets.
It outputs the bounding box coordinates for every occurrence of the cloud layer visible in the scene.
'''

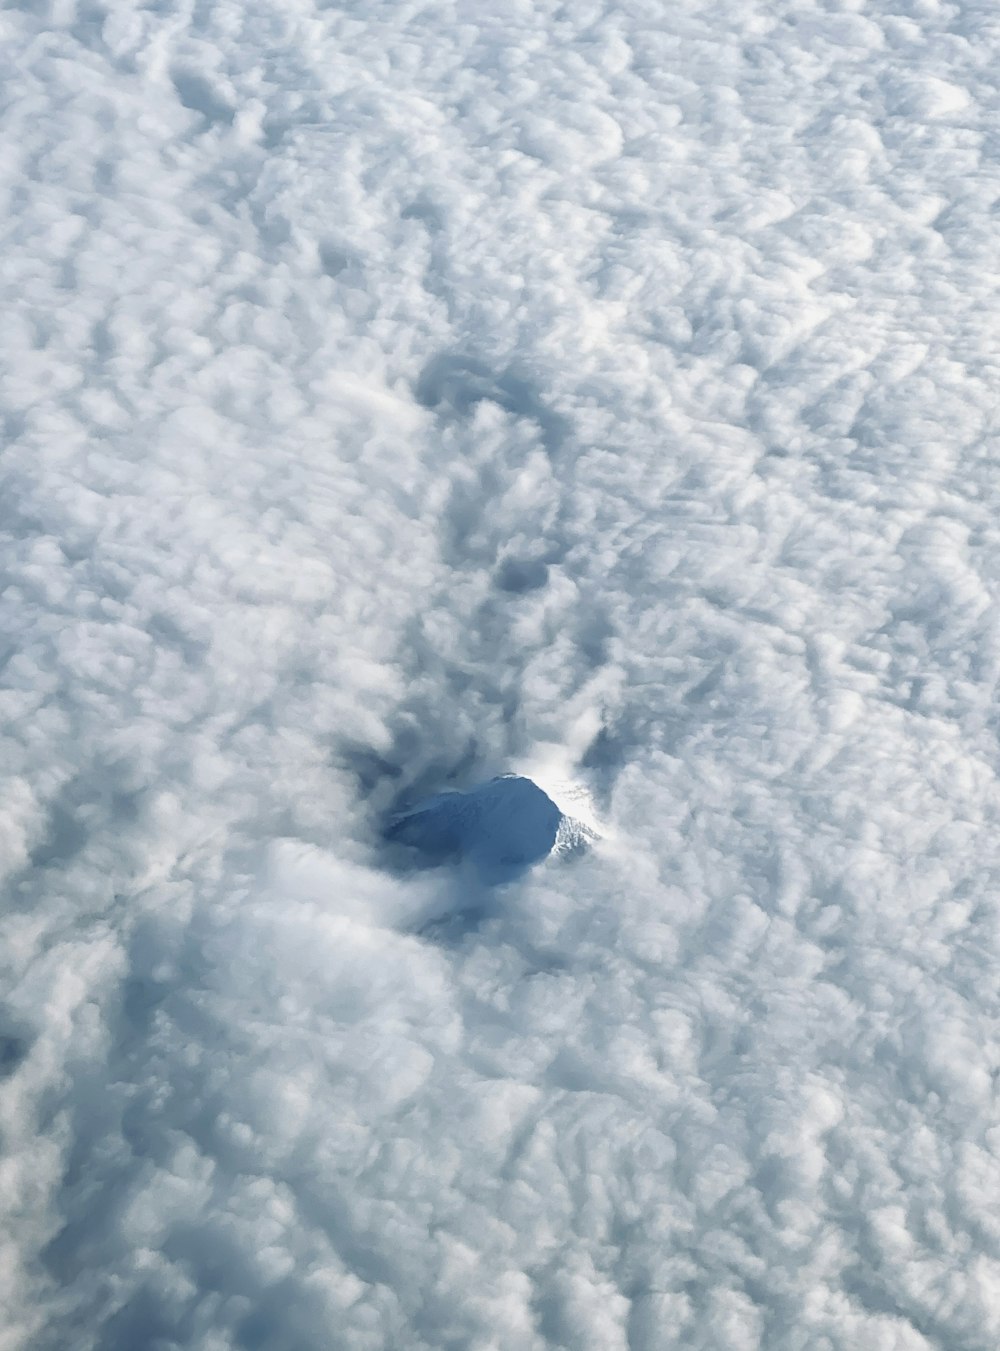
[3,0,1000,1348]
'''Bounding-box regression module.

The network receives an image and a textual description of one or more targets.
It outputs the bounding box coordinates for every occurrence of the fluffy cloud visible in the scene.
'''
[3,0,1000,1347]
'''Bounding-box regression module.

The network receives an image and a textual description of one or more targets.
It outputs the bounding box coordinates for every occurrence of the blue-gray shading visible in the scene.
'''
[385,775,562,884]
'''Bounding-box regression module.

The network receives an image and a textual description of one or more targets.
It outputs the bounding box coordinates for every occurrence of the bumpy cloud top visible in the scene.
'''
[3,0,1000,1348]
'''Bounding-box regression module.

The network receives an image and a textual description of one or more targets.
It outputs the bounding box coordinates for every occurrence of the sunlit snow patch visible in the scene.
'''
[385,774,563,884]
[510,745,605,857]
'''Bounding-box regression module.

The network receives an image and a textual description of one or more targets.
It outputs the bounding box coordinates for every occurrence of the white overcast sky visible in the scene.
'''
[3,0,1000,1348]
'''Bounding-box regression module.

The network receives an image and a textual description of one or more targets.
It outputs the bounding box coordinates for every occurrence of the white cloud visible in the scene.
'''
[3,0,1000,1347]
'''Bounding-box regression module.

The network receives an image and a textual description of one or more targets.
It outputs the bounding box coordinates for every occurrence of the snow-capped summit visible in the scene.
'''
[385,774,562,883]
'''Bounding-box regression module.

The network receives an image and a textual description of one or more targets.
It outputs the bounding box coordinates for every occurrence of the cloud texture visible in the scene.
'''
[3,0,1000,1347]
